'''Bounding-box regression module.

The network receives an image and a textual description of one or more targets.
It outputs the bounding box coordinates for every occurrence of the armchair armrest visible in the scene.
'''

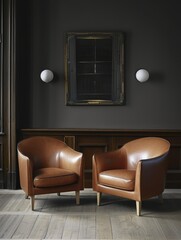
[93,149,127,174]
[17,150,34,196]
[135,152,169,200]
[59,146,83,176]
[92,149,127,191]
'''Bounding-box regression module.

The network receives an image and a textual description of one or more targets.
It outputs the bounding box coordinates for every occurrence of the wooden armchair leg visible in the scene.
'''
[136,201,141,216]
[75,191,80,205]
[97,192,102,206]
[31,196,35,211]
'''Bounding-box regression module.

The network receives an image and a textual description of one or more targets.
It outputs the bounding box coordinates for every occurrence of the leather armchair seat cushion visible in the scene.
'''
[99,169,136,191]
[34,168,78,188]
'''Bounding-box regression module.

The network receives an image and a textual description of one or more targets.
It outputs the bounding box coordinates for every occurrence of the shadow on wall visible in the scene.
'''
[150,72,165,83]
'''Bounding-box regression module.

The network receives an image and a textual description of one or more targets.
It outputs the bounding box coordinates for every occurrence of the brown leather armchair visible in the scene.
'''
[92,137,170,216]
[17,136,84,210]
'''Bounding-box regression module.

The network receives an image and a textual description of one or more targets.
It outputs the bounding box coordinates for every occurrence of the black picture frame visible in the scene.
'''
[65,32,125,106]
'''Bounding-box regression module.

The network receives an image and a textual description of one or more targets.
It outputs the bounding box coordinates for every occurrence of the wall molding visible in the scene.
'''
[0,0,16,189]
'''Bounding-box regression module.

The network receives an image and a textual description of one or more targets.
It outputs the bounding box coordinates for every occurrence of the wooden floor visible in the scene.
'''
[0,189,181,240]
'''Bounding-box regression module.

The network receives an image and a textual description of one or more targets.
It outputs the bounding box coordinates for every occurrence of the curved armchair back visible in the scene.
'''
[123,137,170,170]
[18,136,67,170]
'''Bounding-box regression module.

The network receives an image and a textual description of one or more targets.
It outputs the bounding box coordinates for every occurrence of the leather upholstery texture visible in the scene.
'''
[17,136,84,209]
[92,137,170,215]
[34,168,78,188]
[99,169,135,191]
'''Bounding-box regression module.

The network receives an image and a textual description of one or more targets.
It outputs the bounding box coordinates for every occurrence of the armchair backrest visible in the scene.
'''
[17,136,67,170]
[123,137,170,170]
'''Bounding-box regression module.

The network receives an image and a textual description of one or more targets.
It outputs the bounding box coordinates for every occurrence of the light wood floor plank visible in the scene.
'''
[0,214,23,239]
[61,215,81,239]
[96,214,113,239]
[133,216,166,240]
[0,193,20,211]
[45,214,67,239]
[12,215,38,239]
[28,215,51,239]
[78,215,96,239]
[0,189,181,240]
[157,216,181,240]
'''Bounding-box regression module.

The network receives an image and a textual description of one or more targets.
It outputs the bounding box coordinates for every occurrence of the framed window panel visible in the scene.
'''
[65,32,125,106]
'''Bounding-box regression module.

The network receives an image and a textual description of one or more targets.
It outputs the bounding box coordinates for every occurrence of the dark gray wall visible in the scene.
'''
[17,0,181,130]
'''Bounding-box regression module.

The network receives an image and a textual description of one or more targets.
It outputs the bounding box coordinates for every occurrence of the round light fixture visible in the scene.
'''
[136,69,149,83]
[40,69,54,83]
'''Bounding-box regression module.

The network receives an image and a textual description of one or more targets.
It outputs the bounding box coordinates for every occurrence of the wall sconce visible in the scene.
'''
[136,69,149,83]
[40,69,54,83]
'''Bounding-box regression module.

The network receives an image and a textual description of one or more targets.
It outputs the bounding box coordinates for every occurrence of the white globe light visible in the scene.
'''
[40,69,54,83]
[136,69,149,83]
